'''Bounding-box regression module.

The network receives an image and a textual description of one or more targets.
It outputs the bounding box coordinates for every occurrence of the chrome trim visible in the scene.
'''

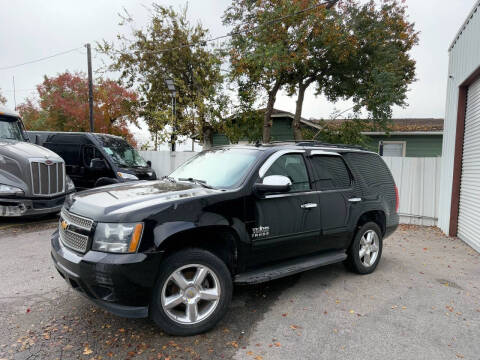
[60,209,94,231]
[258,150,305,178]
[265,190,319,199]
[29,158,65,197]
[348,198,362,202]
[309,150,340,156]
[301,202,318,209]
[59,225,89,253]
[264,188,353,199]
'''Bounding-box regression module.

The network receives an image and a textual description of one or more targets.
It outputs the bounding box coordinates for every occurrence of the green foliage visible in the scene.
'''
[224,0,418,143]
[223,0,298,142]
[302,118,369,146]
[98,4,228,148]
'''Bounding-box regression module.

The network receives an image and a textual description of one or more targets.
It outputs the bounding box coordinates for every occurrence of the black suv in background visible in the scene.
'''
[51,142,399,335]
[28,132,156,190]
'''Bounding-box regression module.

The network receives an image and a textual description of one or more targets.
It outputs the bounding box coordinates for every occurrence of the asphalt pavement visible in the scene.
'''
[0,223,479,360]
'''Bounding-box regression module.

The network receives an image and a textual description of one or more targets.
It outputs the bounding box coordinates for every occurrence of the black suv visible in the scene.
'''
[51,142,399,335]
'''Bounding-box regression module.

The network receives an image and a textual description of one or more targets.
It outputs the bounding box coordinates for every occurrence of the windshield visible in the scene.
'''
[0,116,25,141]
[170,148,260,189]
[94,135,147,168]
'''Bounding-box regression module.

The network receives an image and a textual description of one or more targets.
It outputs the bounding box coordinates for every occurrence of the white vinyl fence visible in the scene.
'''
[140,151,441,226]
[139,151,196,178]
[383,157,441,226]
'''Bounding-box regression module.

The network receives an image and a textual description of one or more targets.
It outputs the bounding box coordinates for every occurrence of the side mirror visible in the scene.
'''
[147,160,152,168]
[254,175,292,195]
[90,158,107,171]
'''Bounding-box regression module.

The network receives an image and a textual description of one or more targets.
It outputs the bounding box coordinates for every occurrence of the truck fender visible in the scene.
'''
[152,213,249,249]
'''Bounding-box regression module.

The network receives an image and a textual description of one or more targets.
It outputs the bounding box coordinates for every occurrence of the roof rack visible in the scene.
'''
[270,140,368,151]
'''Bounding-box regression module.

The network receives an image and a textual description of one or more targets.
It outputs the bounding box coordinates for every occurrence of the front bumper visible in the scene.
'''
[0,193,70,217]
[51,231,164,318]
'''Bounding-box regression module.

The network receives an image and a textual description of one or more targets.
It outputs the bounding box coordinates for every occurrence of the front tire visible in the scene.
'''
[150,248,232,336]
[346,222,383,274]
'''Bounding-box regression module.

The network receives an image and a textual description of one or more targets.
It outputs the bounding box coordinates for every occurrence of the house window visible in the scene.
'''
[380,141,406,157]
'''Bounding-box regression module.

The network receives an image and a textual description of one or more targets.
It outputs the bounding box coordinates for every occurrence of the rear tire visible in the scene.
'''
[150,248,232,336]
[346,222,383,274]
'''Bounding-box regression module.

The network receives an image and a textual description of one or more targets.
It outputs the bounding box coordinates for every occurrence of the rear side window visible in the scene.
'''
[343,152,393,187]
[310,156,351,190]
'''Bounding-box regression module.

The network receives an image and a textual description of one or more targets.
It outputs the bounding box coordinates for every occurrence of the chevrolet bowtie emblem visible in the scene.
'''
[61,220,68,230]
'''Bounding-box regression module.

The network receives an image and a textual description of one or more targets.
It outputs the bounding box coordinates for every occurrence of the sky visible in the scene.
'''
[0,0,477,149]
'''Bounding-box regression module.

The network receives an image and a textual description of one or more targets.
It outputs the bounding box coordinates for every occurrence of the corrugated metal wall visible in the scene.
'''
[384,157,441,226]
[457,77,480,252]
[438,0,480,234]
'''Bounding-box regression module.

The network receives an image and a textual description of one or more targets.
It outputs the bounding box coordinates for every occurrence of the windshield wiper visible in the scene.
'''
[178,177,214,189]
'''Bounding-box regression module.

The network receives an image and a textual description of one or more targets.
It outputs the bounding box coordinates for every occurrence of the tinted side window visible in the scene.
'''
[44,143,81,166]
[264,154,310,192]
[310,156,351,190]
[343,153,393,187]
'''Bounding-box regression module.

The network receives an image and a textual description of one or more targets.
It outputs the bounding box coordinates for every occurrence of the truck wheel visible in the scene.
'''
[346,222,383,274]
[150,248,232,336]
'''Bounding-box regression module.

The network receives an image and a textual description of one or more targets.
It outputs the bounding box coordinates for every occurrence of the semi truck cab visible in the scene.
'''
[0,107,75,217]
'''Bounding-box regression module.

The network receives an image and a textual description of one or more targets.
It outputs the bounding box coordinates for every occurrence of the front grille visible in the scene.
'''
[59,227,89,253]
[59,209,93,253]
[30,160,65,196]
[61,209,93,231]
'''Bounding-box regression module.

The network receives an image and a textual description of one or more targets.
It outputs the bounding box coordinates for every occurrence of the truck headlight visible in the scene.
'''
[117,172,138,180]
[0,184,24,197]
[92,222,143,253]
[66,176,75,191]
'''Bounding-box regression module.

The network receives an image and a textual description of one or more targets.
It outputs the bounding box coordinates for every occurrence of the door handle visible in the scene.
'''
[301,203,318,209]
[348,197,362,203]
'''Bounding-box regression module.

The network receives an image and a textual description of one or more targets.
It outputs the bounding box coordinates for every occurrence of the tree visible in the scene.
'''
[223,0,295,143]
[98,4,227,149]
[0,88,7,106]
[17,71,139,144]
[225,0,418,143]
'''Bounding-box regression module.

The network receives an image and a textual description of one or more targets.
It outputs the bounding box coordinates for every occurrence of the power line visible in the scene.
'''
[0,47,83,71]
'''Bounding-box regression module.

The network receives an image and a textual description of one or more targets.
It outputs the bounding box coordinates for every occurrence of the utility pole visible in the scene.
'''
[86,43,94,132]
[165,78,177,152]
[12,76,16,111]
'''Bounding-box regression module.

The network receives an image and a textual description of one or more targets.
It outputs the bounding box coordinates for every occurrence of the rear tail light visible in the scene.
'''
[394,185,399,213]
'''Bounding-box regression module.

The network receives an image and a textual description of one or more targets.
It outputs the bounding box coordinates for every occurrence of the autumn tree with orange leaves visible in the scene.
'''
[18,72,139,144]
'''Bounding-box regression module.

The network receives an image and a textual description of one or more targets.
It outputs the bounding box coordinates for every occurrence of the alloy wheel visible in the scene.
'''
[359,230,380,267]
[161,264,221,325]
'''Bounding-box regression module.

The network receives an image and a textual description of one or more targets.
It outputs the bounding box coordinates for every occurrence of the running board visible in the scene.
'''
[234,251,347,285]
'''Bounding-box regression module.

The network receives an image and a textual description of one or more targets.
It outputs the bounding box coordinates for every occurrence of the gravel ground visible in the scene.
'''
[0,222,479,360]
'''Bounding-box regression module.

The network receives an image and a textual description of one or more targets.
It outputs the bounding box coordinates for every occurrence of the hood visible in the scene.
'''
[0,139,62,160]
[66,179,220,222]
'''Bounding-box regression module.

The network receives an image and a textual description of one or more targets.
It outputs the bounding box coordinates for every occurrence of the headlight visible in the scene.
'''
[117,172,138,180]
[0,184,24,197]
[65,176,75,191]
[92,222,143,253]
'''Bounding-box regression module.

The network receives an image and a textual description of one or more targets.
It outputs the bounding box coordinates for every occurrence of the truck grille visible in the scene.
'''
[30,160,65,196]
[59,209,93,253]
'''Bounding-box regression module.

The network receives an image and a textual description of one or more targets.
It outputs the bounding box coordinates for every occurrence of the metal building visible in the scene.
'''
[438,0,480,252]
